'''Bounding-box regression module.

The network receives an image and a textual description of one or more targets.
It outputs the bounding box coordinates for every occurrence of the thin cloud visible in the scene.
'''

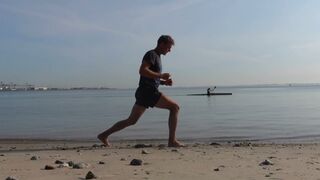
[134,0,206,23]
[0,3,139,39]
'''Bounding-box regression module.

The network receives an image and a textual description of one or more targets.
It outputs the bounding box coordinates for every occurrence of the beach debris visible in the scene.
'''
[158,144,166,150]
[92,144,100,148]
[5,176,17,180]
[233,142,252,147]
[130,159,143,166]
[171,149,179,152]
[192,143,201,147]
[142,149,150,154]
[73,162,89,169]
[92,144,105,148]
[134,144,152,148]
[265,172,273,177]
[55,160,64,164]
[98,161,105,164]
[30,156,39,160]
[44,165,55,170]
[85,171,97,179]
[210,142,221,146]
[268,156,277,159]
[259,160,274,166]
[214,168,220,171]
[57,163,70,168]
[67,161,75,167]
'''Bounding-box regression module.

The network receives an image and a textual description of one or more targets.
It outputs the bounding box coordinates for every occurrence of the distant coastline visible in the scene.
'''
[0,82,115,92]
[1,81,320,92]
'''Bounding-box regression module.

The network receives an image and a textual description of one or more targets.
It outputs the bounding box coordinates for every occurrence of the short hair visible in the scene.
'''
[157,35,175,46]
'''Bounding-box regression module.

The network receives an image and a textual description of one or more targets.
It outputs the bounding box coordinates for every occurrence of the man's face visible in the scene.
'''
[159,43,173,55]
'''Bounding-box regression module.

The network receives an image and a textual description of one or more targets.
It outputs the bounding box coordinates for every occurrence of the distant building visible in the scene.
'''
[35,87,48,91]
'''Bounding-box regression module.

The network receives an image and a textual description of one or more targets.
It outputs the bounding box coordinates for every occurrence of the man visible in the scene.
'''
[98,35,183,147]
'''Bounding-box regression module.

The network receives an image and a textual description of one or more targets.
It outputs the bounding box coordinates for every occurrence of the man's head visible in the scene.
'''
[156,35,175,55]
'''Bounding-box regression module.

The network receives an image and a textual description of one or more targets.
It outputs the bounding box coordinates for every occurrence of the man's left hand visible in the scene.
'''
[164,79,173,86]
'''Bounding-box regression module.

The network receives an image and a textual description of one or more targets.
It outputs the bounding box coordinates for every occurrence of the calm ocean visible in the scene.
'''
[1,86,320,143]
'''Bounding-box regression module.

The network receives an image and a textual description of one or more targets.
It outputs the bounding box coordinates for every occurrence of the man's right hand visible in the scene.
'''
[160,73,171,80]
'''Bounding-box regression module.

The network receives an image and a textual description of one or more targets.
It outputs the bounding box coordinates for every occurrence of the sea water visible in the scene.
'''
[1,86,320,142]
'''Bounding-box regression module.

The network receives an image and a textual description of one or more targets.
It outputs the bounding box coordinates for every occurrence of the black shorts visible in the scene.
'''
[135,86,162,108]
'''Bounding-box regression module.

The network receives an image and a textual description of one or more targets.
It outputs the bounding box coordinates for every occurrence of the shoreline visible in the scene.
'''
[1,138,320,153]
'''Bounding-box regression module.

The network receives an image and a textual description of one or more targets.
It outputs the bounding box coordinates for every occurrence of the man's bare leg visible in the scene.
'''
[97,104,146,146]
[155,94,184,147]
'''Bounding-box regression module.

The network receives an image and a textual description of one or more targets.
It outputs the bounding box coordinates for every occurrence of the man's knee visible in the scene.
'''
[127,118,138,126]
[169,103,180,113]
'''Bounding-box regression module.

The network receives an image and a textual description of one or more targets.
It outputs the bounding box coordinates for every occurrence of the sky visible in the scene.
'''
[1,0,320,88]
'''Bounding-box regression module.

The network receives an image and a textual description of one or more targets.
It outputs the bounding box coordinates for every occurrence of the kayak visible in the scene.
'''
[187,93,232,96]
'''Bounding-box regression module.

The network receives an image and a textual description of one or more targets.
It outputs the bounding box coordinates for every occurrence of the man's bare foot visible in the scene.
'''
[97,134,111,147]
[168,140,185,147]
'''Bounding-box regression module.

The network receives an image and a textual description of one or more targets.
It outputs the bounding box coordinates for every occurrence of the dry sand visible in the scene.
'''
[1,139,320,180]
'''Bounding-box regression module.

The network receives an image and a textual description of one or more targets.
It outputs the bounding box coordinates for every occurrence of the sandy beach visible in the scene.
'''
[1,140,320,180]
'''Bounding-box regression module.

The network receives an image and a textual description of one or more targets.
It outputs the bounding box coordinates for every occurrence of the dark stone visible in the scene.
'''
[134,144,152,148]
[130,159,143,166]
[98,161,105,164]
[214,168,220,171]
[85,171,97,179]
[0,154,5,156]
[55,160,64,164]
[30,156,38,160]
[210,142,221,146]
[44,165,55,170]
[259,160,274,166]
[6,176,17,180]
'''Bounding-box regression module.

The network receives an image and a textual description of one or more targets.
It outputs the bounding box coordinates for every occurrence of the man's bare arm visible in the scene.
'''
[139,62,170,80]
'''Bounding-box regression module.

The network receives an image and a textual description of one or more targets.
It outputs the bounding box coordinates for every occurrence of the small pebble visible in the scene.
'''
[55,160,64,164]
[44,165,55,170]
[210,142,221,146]
[73,162,89,169]
[98,161,105,164]
[142,150,150,154]
[67,161,75,167]
[259,160,274,166]
[85,171,97,179]
[214,168,220,171]
[30,156,38,160]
